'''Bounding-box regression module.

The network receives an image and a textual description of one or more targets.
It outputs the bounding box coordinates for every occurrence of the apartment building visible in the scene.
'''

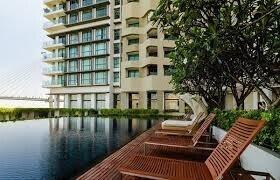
[119,0,185,113]
[43,0,185,113]
[43,0,122,109]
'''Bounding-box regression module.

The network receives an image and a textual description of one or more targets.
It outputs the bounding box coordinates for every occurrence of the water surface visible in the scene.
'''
[0,117,159,179]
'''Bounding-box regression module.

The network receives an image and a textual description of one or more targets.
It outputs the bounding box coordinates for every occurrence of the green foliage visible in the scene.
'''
[100,109,159,117]
[213,108,280,153]
[55,108,98,117]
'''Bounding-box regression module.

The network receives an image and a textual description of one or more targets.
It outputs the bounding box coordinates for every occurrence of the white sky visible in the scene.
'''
[0,0,48,107]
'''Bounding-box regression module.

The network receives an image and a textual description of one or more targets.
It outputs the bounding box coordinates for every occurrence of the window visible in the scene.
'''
[95,42,107,55]
[96,6,107,18]
[95,27,107,40]
[96,0,106,3]
[95,57,107,69]
[82,30,92,42]
[114,8,120,19]
[127,70,139,78]
[82,59,92,71]
[113,72,120,82]
[96,94,106,109]
[82,10,93,21]
[148,65,157,76]
[114,43,120,54]
[164,33,176,40]
[129,93,139,109]
[83,94,91,109]
[81,44,92,57]
[81,73,91,85]
[68,74,78,85]
[164,65,172,76]
[70,94,78,108]
[58,62,64,71]
[128,53,139,61]
[70,0,79,10]
[164,93,179,111]
[69,33,79,44]
[128,22,139,27]
[69,60,78,72]
[58,49,65,57]
[82,0,92,6]
[114,29,120,40]
[69,47,78,58]
[58,75,65,85]
[113,57,120,68]
[115,0,120,5]
[58,36,66,44]
[95,71,108,84]
[164,48,173,58]
[69,13,78,24]
[128,38,139,45]
[147,92,157,109]
[113,94,121,108]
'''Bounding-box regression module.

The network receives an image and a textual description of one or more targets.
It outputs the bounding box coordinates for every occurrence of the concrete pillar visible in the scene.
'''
[53,95,59,108]
[138,91,147,109]
[91,93,96,109]
[64,94,70,108]
[157,91,164,113]
[77,94,83,109]
[179,99,185,113]
[49,95,54,108]
[120,92,128,109]
[105,93,111,109]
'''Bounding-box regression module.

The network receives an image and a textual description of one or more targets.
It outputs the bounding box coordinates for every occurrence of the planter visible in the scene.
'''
[212,126,280,180]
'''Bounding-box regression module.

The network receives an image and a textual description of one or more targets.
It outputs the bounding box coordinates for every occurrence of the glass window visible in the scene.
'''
[83,94,91,109]
[114,29,120,40]
[96,0,106,4]
[70,0,79,10]
[115,0,120,5]
[113,72,120,82]
[95,42,107,55]
[129,93,139,109]
[82,10,93,21]
[114,43,120,54]
[96,94,106,109]
[58,36,66,44]
[81,44,92,57]
[82,59,92,71]
[128,53,139,61]
[113,94,121,108]
[128,22,139,27]
[95,27,107,40]
[113,57,120,68]
[114,8,120,19]
[127,70,139,78]
[69,60,78,72]
[68,74,78,85]
[69,46,78,58]
[95,57,107,69]
[95,71,108,84]
[82,0,92,6]
[128,38,139,45]
[164,65,172,76]
[70,94,78,108]
[81,73,92,85]
[69,13,78,24]
[147,92,157,109]
[82,30,92,42]
[148,65,157,76]
[96,6,107,18]
[58,49,65,57]
[164,92,179,111]
[69,33,79,44]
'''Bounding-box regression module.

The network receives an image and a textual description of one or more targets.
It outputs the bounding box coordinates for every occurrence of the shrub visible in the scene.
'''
[213,108,280,153]
[100,109,159,117]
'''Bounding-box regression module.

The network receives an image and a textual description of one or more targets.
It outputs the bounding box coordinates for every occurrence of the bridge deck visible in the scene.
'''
[77,124,252,180]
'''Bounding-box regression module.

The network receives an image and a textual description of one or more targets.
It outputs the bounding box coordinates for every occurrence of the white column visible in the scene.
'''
[105,93,111,109]
[53,95,59,108]
[64,94,70,108]
[77,94,83,109]
[252,91,259,110]
[91,94,96,109]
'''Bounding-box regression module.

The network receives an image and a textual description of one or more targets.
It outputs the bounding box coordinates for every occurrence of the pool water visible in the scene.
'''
[0,117,159,179]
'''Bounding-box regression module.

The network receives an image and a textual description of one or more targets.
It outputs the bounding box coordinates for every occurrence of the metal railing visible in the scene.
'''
[43,67,65,74]
[44,6,65,15]
[43,19,65,29]
[43,80,65,87]
[42,53,65,60]
[43,40,65,48]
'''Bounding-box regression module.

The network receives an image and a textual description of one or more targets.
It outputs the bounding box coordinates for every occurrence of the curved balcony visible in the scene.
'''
[124,2,141,19]
[44,7,65,20]
[44,0,66,7]
[122,27,142,37]
[43,67,65,76]
[42,53,65,63]
[43,40,65,51]
[43,19,66,33]
[42,80,65,88]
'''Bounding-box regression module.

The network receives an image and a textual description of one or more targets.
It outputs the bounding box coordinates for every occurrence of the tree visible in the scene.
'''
[153,0,280,109]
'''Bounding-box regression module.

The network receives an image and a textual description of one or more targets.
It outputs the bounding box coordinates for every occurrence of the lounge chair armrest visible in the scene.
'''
[195,142,217,149]
[231,169,275,180]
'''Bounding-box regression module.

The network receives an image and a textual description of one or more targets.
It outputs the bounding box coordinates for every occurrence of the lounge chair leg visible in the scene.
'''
[144,144,146,155]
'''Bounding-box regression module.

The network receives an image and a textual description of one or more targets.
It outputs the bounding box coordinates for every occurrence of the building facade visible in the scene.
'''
[43,0,186,113]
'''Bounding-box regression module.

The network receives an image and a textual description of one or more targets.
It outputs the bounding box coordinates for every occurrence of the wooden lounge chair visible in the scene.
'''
[160,112,205,132]
[144,113,217,154]
[119,118,266,180]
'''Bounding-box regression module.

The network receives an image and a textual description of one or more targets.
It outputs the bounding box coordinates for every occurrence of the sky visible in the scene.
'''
[0,0,48,107]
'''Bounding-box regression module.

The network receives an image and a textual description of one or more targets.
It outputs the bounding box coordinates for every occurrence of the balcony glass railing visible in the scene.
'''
[44,6,65,15]
[82,0,93,7]
[43,40,65,48]
[43,80,65,87]
[70,3,79,10]
[43,67,65,74]
[43,19,65,29]
[43,53,65,60]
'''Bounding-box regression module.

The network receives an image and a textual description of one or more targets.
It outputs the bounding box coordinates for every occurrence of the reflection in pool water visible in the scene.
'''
[0,117,159,179]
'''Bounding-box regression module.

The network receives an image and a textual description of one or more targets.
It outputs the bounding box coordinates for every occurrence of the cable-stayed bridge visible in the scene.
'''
[0,62,49,107]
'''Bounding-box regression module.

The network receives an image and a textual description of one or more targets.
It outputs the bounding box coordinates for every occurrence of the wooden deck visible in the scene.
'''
[77,124,252,180]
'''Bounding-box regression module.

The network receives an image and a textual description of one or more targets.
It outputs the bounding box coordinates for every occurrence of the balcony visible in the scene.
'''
[42,80,65,88]
[43,67,65,76]
[43,19,66,32]
[43,40,65,51]
[43,6,65,20]
[44,0,66,7]
[42,53,65,63]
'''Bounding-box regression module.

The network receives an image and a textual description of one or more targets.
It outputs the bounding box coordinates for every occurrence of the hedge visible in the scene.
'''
[100,109,160,117]
[213,108,280,154]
